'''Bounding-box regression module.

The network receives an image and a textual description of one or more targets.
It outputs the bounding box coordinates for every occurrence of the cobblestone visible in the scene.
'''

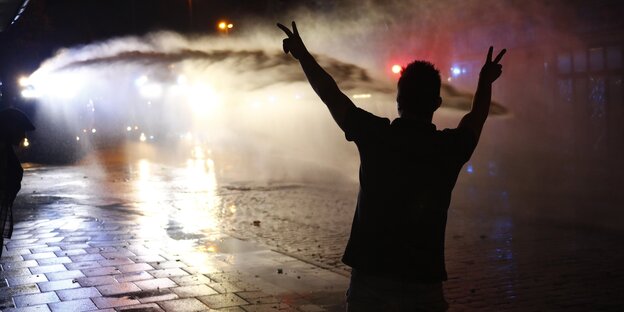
[197,293,249,309]
[113,272,152,284]
[75,275,117,287]
[2,160,622,311]
[91,296,140,309]
[13,292,60,308]
[6,274,48,286]
[35,257,70,266]
[37,279,80,292]
[55,287,101,301]
[29,264,66,275]
[158,298,208,312]
[48,298,97,312]
[45,269,85,281]
[96,282,141,296]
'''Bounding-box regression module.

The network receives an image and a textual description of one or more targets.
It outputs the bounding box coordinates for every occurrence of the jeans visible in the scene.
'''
[346,269,449,312]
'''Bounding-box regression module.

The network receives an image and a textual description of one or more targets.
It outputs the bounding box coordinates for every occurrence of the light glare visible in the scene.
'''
[139,84,163,98]
[135,75,148,86]
[18,76,29,87]
[451,67,461,76]
[21,89,40,99]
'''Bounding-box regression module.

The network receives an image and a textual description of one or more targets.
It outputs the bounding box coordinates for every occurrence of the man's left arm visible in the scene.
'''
[458,47,506,143]
[278,22,355,131]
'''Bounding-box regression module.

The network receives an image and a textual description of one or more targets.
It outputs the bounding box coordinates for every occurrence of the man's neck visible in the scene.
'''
[399,112,433,124]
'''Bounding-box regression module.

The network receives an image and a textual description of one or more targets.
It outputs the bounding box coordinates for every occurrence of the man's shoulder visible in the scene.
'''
[436,126,478,162]
[344,106,391,142]
[438,126,476,140]
[349,106,391,124]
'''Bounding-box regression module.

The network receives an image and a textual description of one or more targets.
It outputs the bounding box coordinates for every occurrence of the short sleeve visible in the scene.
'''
[441,127,478,164]
[343,106,390,142]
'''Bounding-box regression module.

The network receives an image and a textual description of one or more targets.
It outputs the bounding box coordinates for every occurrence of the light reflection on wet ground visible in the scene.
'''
[12,143,624,310]
[131,156,222,241]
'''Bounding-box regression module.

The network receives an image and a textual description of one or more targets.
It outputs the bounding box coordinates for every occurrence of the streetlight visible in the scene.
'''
[218,21,233,35]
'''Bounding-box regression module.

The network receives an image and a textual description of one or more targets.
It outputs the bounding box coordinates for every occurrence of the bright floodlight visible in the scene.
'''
[135,75,148,86]
[177,75,188,85]
[21,88,40,99]
[22,72,81,99]
[139,83,162,99]
[391,64,402,74]
[218,22,227,30]
[187,83,221,116]
[18,76,30,87]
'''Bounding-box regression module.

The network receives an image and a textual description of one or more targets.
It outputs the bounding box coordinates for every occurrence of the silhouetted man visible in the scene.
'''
[0,108,35,258]
[278,21,505,311]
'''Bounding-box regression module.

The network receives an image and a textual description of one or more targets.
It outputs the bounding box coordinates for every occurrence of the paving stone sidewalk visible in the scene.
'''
[1,213,348,312]
[3,160,624,312]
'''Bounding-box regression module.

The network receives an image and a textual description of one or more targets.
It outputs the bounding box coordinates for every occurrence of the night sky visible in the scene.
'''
[0,0,329,84]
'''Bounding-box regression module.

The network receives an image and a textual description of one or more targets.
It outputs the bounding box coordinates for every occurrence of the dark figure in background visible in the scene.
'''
[278,22,505,311]
[0,108,35,257]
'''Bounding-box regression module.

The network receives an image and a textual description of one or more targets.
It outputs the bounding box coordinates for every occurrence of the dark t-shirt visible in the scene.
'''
[341,106,477,282]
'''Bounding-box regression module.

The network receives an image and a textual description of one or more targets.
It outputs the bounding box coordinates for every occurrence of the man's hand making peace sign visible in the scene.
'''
[480,46,506,84]
[275,21,355,130]
[277,21,309,60]
[458,46,507,140]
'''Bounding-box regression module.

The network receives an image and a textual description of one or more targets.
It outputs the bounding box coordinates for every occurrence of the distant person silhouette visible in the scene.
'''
[278,21,505,311]
[0,108,35,258]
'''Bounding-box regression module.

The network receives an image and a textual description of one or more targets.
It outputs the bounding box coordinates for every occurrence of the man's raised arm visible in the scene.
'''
[458,46,506,141]
[277,21,355,131]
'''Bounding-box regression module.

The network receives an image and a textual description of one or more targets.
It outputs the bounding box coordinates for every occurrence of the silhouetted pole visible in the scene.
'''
[187,0,193,31]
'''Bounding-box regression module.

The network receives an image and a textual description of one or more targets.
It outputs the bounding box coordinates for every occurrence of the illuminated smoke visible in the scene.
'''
[21,0,586,185]
[22,24,502,180]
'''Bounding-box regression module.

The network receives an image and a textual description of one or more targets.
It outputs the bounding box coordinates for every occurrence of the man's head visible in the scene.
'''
[396,60,442,119]
[0,108,35,146]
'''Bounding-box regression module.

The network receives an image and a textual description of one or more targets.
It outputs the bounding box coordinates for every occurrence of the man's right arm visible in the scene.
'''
[458,47,506,142]
[277,22,355,132]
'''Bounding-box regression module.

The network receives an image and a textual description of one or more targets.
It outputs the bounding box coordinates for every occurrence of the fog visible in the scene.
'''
[23,27,492,178]
[21,0,623,231]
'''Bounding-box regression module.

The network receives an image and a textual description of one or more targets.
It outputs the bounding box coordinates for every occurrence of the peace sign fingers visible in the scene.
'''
[486,46,506,64]
[277,23,294,37]
[481,46,507,83]
[277,21,308,60]
[493,48,507,64]
[486,46,493,63]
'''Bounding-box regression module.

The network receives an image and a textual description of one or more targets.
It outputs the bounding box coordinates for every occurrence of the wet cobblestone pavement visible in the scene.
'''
[2,149,624,311]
